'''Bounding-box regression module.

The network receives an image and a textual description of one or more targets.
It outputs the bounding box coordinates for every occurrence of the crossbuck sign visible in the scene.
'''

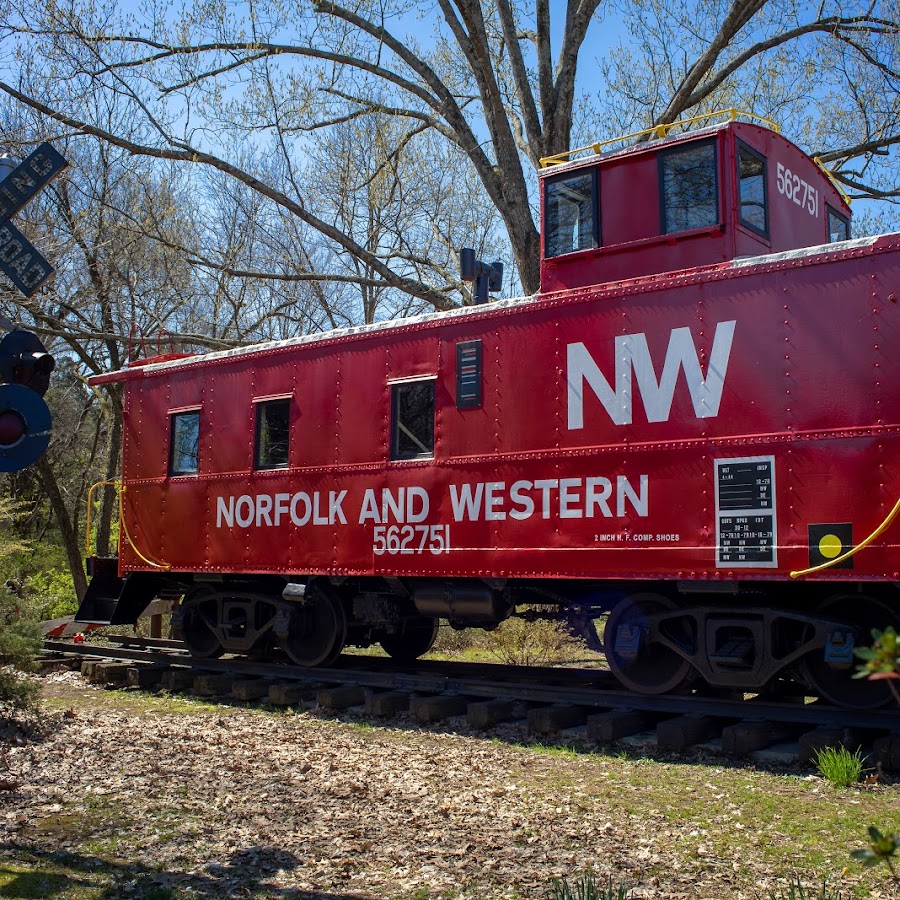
[0,143,68,297]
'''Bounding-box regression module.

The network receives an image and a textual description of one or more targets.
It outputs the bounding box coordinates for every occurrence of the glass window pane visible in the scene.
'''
[545,171,598,257]
[392,381,435,460]
[828,208,850,242]
[255,399,291,470]
[738,147,767,234]
[661,142,718,234]
[170,412,199,475]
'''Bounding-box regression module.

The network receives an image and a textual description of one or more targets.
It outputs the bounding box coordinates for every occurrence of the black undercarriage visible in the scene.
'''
[75,563,899,710]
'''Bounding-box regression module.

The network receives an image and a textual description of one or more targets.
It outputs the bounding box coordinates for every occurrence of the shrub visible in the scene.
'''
[431,624,478,655]
[480,616,580,666]
[0,574,42,714]
[854,626,900,705]
[849,631,900,890]
[21,569,79,621]
[0,500,41,713]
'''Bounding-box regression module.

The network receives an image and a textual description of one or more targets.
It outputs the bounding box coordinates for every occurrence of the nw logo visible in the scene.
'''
[567,320,735,428]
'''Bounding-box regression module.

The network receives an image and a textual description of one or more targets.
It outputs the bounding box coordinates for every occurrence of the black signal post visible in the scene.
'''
[460,248,503,305]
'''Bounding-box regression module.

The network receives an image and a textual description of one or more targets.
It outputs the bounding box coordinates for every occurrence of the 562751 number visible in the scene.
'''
[373,524,450,556]
[776,162,818,218]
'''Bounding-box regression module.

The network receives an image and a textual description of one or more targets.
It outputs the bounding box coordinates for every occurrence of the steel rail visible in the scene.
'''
[43,640,900,732]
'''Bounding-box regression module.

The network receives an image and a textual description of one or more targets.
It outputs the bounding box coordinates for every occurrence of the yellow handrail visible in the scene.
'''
[790,495,900,578]
[85,480,117,559]
[539,109,780,168]
[85,479,171,570]
[812,156,853,207]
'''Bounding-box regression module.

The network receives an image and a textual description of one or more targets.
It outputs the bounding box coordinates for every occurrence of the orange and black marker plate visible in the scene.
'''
[808,523,853,569]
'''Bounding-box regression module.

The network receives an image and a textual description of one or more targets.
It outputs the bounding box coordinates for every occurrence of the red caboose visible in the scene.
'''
[78,112,899,708]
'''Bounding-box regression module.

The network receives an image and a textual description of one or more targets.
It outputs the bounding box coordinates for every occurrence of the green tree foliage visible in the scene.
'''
[851,826,899,883]
[849,629,900,888]
[854,626,900,705]
[0,501,41,713]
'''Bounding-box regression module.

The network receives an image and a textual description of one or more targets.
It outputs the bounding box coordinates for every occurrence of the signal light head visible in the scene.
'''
[0,331,55,397]
[0,383,52,471]
[0,329,54,470]
[12,351,55,397]
[0,409,26,447]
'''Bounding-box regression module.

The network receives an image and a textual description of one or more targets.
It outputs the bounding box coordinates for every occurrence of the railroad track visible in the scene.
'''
[42,637,900,772]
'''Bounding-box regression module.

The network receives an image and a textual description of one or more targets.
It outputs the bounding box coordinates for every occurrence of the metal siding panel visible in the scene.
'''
[336,343,385,465]
[123,382,162,481]
[297,348,341,469]
[441,328,497,458]
[206,361,253,474]
[118,236,900,582]
[601,154,659,246]
[761,128,849,250]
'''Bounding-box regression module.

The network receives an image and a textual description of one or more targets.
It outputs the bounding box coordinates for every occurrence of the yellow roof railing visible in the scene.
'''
[539,109,780,168]
[812,156,852,206]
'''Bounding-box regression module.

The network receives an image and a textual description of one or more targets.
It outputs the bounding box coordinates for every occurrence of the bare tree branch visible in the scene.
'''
[816,131,900,164]
[0,79,457,311]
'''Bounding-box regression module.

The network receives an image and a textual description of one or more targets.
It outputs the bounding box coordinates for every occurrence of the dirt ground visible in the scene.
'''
[1,669,899,900]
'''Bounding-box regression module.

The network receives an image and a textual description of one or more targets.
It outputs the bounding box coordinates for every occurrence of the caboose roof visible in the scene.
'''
[536,120,732,177]
[536,109,785,174]
[89,233,883,386]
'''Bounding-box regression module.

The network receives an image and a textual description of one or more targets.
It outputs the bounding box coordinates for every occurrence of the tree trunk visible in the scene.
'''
[36,457,88,601]
[509,222,542,297]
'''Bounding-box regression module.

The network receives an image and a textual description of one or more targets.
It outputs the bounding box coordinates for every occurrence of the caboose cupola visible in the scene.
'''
[539,110,852,293]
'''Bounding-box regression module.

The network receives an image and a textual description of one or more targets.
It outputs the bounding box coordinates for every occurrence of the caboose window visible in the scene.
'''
[391,379,435,461]
[660,140,718,234]
[170,411,200,476]
[544,169,599,257]
[827,206,850,243]
[737,143,768,236]
[254,398,291,470]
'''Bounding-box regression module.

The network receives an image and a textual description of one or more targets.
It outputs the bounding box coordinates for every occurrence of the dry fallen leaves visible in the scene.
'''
[0,669,894,900]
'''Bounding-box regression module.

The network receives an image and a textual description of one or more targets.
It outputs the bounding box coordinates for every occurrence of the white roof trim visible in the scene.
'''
[127,233,888,377]
[138,295,534,374]
[731,234,878,267]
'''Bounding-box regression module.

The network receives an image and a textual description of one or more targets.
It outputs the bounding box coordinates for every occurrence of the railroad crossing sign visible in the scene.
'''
[0,142,68,297]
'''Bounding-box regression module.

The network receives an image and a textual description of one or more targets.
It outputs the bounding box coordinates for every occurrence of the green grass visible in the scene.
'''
[814,746,867,788]
[40,689,228,717]
[761,874,846,899]
[546,872,630,899]
[0,863,74,899]
[507,749,898,894]
[0,855,176,899]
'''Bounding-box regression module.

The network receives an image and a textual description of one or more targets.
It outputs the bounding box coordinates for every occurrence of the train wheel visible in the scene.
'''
[603,593,695,694]
[248,634,277,659]
[181,587,224,659]
[380,616,439,661]
[279,584,347,667]
[800,593,894,709]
